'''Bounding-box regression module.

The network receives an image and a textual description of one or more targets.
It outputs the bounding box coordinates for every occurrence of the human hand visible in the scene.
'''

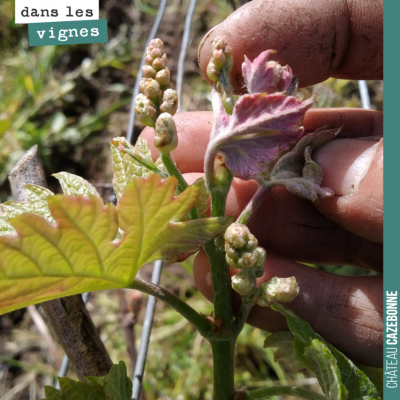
[140,0,383,367]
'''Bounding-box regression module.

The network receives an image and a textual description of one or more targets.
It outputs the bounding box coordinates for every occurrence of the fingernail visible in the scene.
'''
[341,141,380,195]
[313,138,381,196]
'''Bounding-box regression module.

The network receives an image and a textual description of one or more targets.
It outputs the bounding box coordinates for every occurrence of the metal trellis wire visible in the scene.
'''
[176,0,198,112]
[131,260,163,399]
[358,80,371,110]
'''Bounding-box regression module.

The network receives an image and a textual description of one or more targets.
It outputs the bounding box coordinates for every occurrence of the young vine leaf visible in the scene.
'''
[1,184,55,236]
[0,175,232,315]
[0,172,101,238]
[111,137,157,200]
[41,361,132,400]
[269,303,382,399]
[177,177,210,221]
[263,331,304,372]
[53,172,102,198]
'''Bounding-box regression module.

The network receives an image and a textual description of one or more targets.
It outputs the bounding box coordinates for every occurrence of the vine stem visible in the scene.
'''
[160,152,200,220]
[236,185,271,225]
[129,279,210,337]
[203,179,236,400]
[242,386,325,400]
[161,153,189,193]
[233,303,254,338]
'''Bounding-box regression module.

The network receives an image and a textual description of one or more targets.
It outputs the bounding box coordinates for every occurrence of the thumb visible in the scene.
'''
[313,138,383,243]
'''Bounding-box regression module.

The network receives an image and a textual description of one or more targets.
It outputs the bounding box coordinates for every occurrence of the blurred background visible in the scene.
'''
[0,0,382,398]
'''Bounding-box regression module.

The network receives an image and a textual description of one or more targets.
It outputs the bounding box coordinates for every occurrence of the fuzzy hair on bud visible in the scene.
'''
[225,223,257,250]
[256,277,300,307]
[154,113,178,154]
[149,38,163,49]
[224,223,266,269]
[206,38,235,115]
[142,65,157,79]
[134,94,157,127]
[155,68,171,88]
[143,38,170,89]
[207,63,219,82]
[160,89,178,116]
[152,58,165,71]
[150,48,163,59]
[139,78,162,103]
[231,272,256,296]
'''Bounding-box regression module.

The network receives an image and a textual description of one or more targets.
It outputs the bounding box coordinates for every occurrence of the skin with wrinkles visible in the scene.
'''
[198,0,383,90]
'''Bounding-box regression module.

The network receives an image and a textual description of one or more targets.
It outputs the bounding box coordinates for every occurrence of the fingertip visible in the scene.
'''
[314,139,383,243]
[199,0,382,91]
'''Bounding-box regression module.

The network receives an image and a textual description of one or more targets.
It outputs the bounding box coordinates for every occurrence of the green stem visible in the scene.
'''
[160,152,200,220]
[203,242,233,330]
[129,279,210,337]
[243,386,325,400]
[123,147,168,178]
[204,176,237,398]
[236,185,271,225]
[211,341,235,400]
[203,176,236,398]
[211,188,229,218]
[161,153,189,192]
[233,302,254,338]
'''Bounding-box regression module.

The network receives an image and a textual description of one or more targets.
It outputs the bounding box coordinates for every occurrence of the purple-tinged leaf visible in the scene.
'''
[262,128,341,202]
[270,127,341,180]
[206,89,315,180]
[242,50,293,94]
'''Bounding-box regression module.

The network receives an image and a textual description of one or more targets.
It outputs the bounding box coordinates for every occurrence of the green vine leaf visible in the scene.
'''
[177,177,210,222]
[0,216,15,236]
[271,303,382,400]
[0,185,55,236]
[0,175,232,315]
[263,331,304,372]
[42,377,106,400]
[111,137,155,200]
[0,172,101,237]
[355,364,383,398]
[104,361,132,400]
[300,338,348,400]
[41,362,131,400]
[53,172,101,198]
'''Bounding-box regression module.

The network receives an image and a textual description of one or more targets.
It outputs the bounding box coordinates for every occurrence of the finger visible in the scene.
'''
[247,186,383,271]
[304,108,383,137]
[198,0,382,91]
[140,111,212,173]
[140,109,383,172]
[184,173,382,271]
[193,250,383,367]
[314,139,383,243]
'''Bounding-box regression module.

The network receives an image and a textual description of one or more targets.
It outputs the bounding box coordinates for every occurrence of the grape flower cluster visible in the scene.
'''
[135,39,179,154]
[225,223,299,307]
